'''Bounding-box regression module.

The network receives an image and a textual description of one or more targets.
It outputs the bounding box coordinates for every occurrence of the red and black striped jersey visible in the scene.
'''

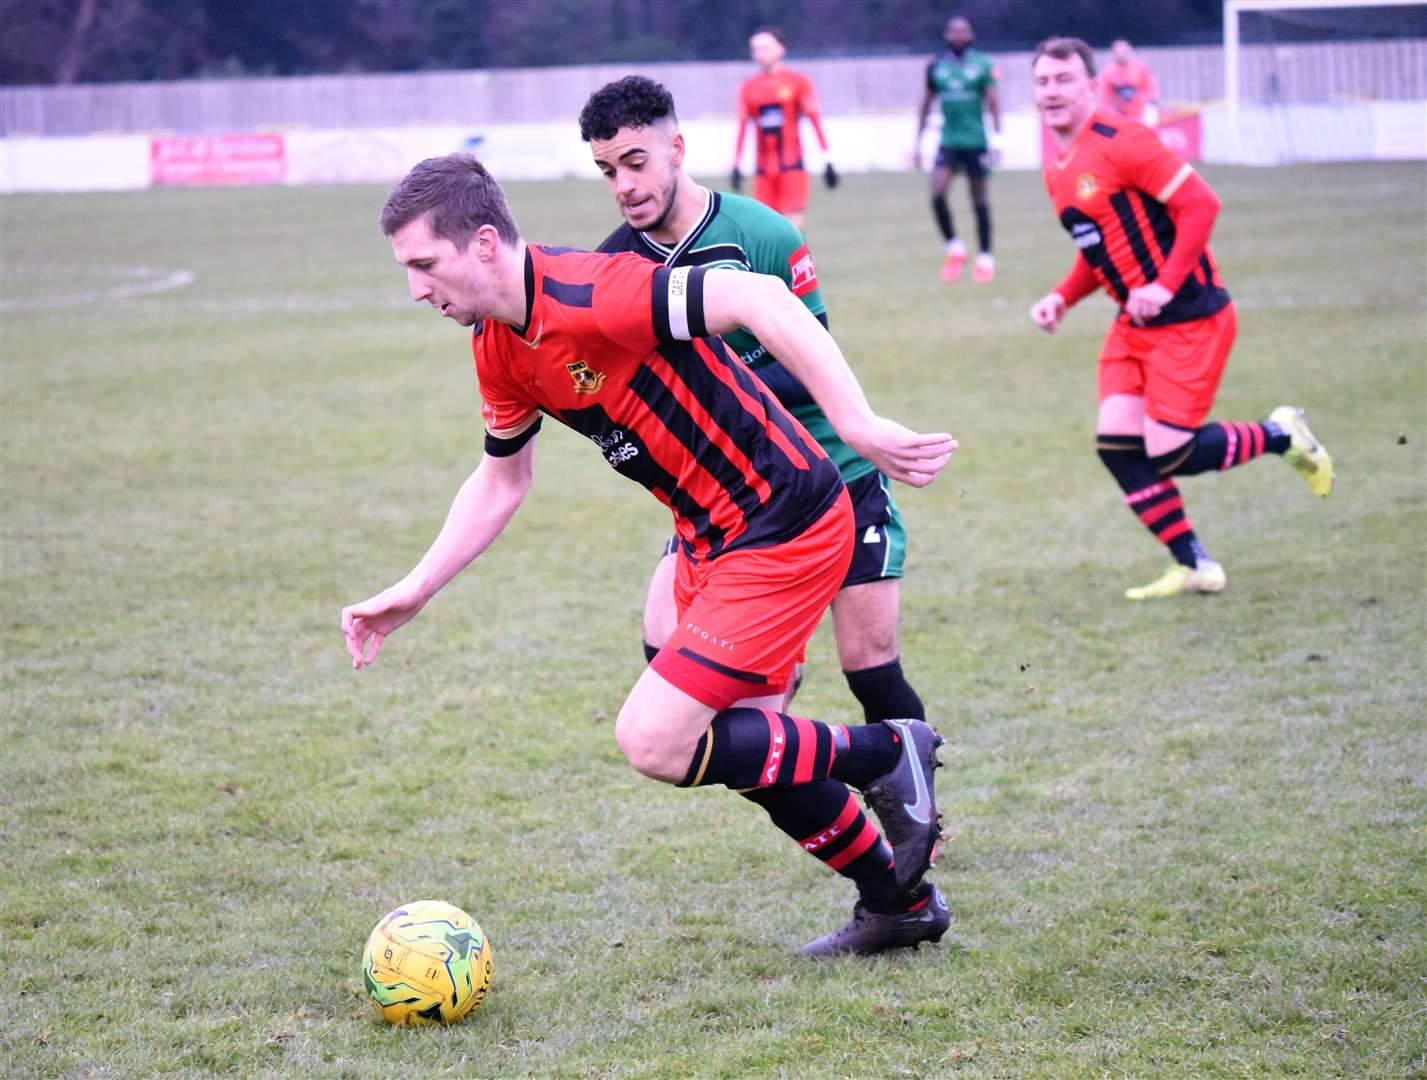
[1044,110,1230,327]
[474,245,842,562]
[738,68,821,175]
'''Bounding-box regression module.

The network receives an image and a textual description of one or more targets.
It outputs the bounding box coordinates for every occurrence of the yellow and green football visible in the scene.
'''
[361,900,494,1026]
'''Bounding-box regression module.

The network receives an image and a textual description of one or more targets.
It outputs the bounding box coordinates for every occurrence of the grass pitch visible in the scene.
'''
[2,164,1424,1078]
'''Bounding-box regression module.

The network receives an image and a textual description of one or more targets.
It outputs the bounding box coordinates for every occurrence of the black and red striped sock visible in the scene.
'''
[678,708,899,790]
[1098,434,1209,569]
[741,781,908,913]
[1150,420,1290,477]
[1123,479,1206,568]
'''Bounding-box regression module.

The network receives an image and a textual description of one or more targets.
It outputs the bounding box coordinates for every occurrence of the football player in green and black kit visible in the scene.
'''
[578,75,932,765]
[915,15,1001,284]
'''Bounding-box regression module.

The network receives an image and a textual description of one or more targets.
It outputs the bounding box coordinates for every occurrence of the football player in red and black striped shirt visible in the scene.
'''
[341,154,956,956]
[1029,38,1334,601]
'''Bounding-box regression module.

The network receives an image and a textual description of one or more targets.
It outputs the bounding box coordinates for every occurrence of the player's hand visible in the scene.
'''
[1125,282,1173,326]
[909,143,923,171]
[341,580,428,670]
[846,416,957,488]
[730,167,743,193]
[823,162,840,190]
[1030,292,1068,333]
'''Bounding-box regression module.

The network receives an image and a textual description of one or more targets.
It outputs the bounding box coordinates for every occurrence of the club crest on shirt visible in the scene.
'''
[1077,173,1097,199]
[566,360,606,394]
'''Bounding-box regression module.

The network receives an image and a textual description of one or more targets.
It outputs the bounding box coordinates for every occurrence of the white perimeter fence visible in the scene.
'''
[1,40,1423,193]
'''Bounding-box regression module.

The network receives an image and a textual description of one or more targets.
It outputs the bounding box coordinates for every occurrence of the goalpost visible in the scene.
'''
[1224,0,1427,163]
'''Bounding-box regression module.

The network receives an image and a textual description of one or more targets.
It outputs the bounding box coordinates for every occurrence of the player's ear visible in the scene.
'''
[669,131,686,167]
[473,223,501,259]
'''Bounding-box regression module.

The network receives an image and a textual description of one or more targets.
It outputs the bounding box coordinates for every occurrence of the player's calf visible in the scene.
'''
[1098,434,1212,571]
[1147,418,1291,477]
[844,657,926,725]
[743,781,907,916]
[676,708,900,790]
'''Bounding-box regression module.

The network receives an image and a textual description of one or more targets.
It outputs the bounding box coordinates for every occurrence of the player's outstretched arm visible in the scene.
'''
[986,83,1002,134]
[913,85,934,167]
[700,269,955,487]
[341,439,536,669]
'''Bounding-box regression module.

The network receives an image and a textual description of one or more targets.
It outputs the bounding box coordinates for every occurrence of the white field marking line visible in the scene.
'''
[0,266,196,312]
[130,295,409,313]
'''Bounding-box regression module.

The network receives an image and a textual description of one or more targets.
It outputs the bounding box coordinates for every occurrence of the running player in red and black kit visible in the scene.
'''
[732,26,837,230]
[1029,38,1333,600]
[341,154,957,956]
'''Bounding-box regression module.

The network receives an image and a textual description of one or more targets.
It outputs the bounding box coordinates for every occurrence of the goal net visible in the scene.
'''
[1224,0,1427,163]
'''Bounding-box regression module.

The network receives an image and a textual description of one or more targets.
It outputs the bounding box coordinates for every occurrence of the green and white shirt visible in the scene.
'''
[927,48,998,150]
[598,189,874,484]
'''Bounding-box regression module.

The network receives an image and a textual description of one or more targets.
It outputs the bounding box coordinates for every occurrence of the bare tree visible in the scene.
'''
[54,0,99,84]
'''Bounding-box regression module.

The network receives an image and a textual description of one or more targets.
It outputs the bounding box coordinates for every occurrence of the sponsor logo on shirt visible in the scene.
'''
[788,244,818,297]
[1071,219,1103,249]
[685,622,735,650]
[589,428,638,466]
[566,359,606,394]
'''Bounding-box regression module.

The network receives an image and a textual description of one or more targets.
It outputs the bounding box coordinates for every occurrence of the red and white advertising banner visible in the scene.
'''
[150,133,286,186]
[1040,109,1202,168]
[1151,109,1202,162]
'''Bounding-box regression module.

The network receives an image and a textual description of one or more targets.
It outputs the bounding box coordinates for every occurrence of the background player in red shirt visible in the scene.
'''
[1100,38,1160,128]
[732,26,837,230]
[341,154,957,956]
[1028,38,1333,600]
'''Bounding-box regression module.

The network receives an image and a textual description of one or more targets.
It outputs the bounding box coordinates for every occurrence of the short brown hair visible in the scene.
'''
[379,153,520,248]
[1033,37,1096,77]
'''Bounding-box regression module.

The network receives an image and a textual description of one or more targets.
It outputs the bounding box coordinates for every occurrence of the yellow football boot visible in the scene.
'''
[1125,560,1227,601]
[1269,405,1334,497]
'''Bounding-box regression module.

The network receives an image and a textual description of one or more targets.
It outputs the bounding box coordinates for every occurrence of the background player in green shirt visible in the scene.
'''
[577,75,932,779]
[915,15,1001,284]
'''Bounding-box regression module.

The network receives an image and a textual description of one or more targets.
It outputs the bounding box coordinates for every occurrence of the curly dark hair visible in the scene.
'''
[578,75,678,143]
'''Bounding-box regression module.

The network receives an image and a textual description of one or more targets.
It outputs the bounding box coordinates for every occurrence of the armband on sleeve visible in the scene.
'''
[651,265,710,341]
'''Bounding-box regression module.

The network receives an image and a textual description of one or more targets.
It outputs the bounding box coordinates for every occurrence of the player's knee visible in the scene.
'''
[641,613,674,651]
[839,629,899,672]
[1096,434,1144,468]
[614,707,687,784]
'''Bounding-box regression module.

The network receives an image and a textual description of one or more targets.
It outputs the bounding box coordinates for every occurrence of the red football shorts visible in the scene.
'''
[753,168,810,214]
[1098,303,1238,429]
[651,489,853,710]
